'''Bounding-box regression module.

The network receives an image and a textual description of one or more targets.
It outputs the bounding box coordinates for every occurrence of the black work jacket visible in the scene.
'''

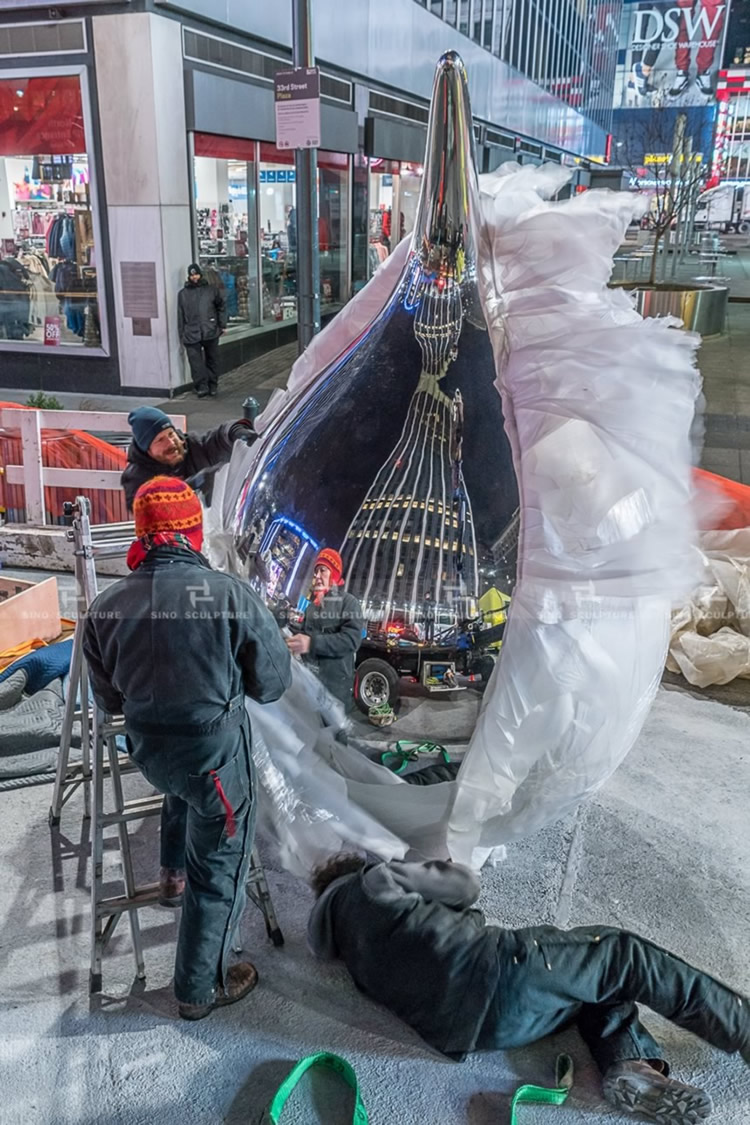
[178,280,226,345]
[82,547,291,730]
[302,587,364,705]
[121,423,237,511]
[308,864,500,1057]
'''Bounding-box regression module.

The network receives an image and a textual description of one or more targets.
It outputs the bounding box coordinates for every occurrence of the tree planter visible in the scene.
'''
[609,281,728,336]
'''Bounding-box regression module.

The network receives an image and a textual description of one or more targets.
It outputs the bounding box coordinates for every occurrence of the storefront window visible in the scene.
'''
[193,135,351,335]
[0,74,102,349]
[258,143,350,327]
[193,134,260,338]
[368,159,423,276]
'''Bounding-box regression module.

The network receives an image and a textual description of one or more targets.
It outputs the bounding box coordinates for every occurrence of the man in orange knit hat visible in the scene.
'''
[83,477,291,1020]
[286,547,363,708]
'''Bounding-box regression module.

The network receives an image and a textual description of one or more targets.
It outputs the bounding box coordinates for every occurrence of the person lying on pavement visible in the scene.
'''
[308,853,750,1125]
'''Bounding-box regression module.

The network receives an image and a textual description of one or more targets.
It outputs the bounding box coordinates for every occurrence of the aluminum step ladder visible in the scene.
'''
[49,496,284,994]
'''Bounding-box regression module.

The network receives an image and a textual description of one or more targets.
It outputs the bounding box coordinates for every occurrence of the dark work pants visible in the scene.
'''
[127,705,256,1005]
[185,336,220,393]
[479,925,749,1074]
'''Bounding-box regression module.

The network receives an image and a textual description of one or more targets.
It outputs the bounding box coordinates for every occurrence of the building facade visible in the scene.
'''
[0,0,622,396]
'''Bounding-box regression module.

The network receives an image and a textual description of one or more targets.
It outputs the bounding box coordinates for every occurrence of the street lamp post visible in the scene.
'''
[293,0,321,353]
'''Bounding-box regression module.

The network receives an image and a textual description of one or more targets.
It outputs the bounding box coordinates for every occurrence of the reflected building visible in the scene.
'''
[343,261,479,619]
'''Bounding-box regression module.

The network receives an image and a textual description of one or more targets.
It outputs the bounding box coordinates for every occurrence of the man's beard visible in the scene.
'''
[157,439,186,465]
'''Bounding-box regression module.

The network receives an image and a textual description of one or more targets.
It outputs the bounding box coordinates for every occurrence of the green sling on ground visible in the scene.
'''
[510,1054,574,1124]
[263,1050,573,1123]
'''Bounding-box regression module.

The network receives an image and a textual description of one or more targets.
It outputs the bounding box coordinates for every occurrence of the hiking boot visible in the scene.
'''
[208,385,218,397]
[196,386,208,398]
[178,962,259,1021]
[158,866,186,908]
[603,1060,712,1123]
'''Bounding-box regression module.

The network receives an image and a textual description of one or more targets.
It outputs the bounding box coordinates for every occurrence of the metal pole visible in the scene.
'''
[293,0,321,353]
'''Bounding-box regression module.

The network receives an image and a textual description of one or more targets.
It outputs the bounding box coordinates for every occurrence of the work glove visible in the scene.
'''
[228,420,257,447]
[186,464,222,507]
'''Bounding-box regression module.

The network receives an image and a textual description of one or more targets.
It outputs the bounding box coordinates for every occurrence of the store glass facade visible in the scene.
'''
[367,160,423,275]
[0,73,102,350]
[193,134,351,335]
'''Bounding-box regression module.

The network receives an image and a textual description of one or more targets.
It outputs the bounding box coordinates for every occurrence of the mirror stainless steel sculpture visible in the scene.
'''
[231,53,518,622]
[218,52,699,869]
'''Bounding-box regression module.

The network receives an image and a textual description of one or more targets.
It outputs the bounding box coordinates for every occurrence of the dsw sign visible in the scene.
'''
[632,5,726,44]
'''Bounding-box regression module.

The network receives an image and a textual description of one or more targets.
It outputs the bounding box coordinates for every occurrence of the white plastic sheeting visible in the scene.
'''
[447,164,701,863]
[668,529,750,687]
[209,164,702,871]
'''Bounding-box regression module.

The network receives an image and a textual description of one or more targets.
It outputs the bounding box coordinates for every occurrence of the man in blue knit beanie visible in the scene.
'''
[121,405,256,511]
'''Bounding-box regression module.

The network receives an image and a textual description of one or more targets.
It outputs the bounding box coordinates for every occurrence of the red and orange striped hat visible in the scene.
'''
[133,476,203,540]
[315,547,344,586]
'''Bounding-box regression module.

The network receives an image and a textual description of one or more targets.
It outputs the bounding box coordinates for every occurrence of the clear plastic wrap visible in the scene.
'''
[207,53,701,872]
[668,528,750,687]
[447,162,701,863]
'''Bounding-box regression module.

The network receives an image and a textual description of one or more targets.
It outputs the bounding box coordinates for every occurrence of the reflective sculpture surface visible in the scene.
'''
[230,55,517,625]
[215,52,701,869]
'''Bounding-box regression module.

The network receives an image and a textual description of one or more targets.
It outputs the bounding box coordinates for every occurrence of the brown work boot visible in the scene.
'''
[158,867,186,908]
[602,1059,713,1123]
[178,962,259,1022]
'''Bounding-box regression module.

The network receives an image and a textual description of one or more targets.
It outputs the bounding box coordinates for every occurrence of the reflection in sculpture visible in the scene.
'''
[231,52,517,627]
[215,52,700,869]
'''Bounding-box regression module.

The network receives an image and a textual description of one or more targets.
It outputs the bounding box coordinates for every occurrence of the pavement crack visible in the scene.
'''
[554,805,584,929]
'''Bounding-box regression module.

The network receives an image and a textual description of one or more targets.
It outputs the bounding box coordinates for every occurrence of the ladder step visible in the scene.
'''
[101,795,163,825]
[97,884,160,917]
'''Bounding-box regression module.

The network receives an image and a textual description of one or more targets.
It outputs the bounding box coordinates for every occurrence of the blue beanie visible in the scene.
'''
[128,406,174,452]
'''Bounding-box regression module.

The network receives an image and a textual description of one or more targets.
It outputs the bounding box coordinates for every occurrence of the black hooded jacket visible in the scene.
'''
[121,422,251,511]
[308,861,500,1058]
[178,278,226,345]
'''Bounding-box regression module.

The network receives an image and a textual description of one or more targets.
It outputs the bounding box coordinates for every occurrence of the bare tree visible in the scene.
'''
[618,110,707,284]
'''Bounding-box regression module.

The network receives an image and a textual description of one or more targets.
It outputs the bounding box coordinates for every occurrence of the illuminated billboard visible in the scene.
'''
[613,0,731,108]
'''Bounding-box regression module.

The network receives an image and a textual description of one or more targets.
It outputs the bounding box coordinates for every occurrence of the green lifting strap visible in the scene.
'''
[380,740,451,774]
[265,1052,368,1124]
[509,1053,574,1124]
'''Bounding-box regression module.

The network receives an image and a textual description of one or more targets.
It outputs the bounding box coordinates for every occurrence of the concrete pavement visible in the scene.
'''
[0,680,748,1124]
[2,252,750,1123]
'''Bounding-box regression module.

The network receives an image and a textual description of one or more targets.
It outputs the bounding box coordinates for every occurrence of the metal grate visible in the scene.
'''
[0,20,86,57]
[486,128,516,149]
[183,28,352,104]
[369,90,429,125]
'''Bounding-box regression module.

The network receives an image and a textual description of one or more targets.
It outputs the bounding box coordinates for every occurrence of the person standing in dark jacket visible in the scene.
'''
[83,477,292,1020]
[309,855,750,1125]
[121,405,255,511]
[286,548,364,708]
[178,263,226,397]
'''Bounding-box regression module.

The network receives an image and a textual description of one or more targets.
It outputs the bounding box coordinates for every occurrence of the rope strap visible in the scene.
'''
[380,740,451,774]
[265,1052,368,1124]
[510,1053,574,1124]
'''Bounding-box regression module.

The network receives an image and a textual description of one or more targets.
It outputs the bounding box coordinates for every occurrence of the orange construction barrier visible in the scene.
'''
[0,402,128,525]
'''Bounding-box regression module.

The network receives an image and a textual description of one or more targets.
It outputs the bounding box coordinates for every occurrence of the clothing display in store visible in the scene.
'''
[218,269,238,317]
[50,259,96,338]
[47,214,76,261]
[19,250,57,330]
[0,258,31,339]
